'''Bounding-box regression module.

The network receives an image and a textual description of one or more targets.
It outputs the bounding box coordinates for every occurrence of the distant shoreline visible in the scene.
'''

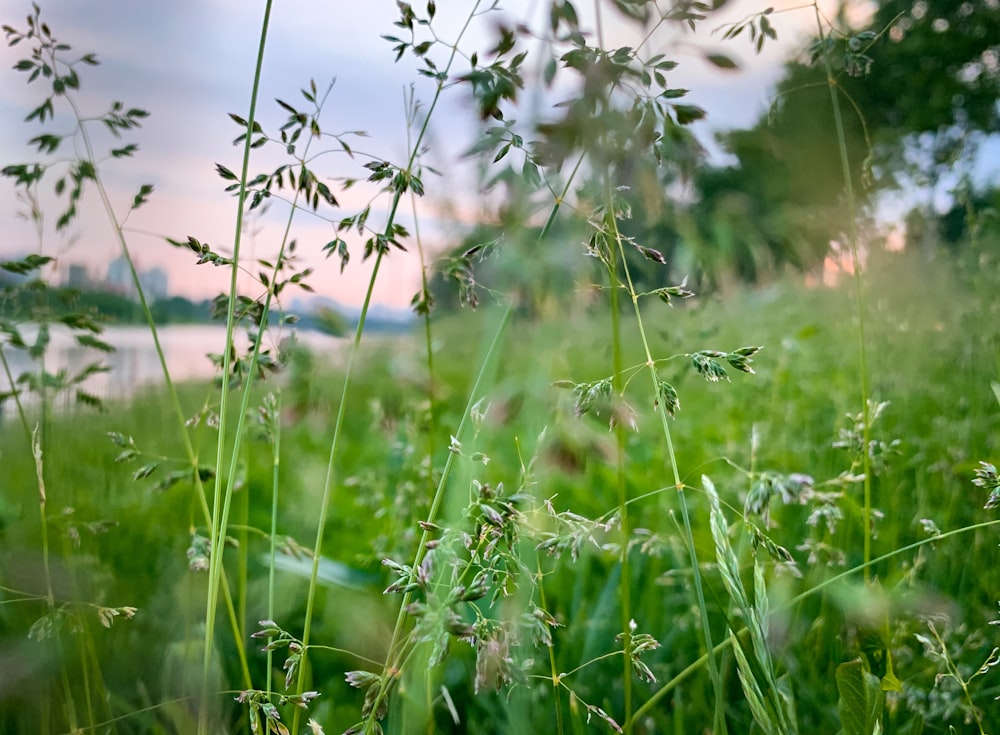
[0,282,414,335]
[0,322,376,411]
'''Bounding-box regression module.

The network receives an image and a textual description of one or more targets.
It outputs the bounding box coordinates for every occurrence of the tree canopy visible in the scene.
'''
[671,0,1000,285]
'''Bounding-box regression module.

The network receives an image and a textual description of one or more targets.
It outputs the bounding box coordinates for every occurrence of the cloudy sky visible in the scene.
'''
[0,1,854,308]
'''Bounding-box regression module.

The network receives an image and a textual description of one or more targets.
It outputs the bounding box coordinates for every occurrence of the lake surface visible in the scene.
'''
[1,324,347,407]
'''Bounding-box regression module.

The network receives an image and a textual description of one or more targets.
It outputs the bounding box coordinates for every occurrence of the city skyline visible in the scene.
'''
[63,256,170,302]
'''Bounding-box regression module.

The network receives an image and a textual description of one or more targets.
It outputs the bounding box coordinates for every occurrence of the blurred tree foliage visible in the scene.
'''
[431,0,1000,314]
[681,64,869,288]
[670,0,1000,285]
[851,0,1000,167]
[846,0,1000,255]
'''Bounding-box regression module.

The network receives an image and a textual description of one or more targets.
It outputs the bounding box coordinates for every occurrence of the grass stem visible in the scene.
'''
[605,199,634,734]
[200,3,274,730]
[812,2,873,582]
[604,205,729,735]
[289,7,485,732]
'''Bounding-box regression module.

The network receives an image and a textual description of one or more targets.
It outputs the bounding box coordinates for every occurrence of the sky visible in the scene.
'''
[0,0,880,309]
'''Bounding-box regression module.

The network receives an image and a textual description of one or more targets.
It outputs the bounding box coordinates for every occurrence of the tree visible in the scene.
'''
[844,0,1000,214]
[851,1,1000,138]
[672,0,1000,280]
[661,50,871,288]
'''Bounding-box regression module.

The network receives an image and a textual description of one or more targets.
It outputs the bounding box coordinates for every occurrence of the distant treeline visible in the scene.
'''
[0,280,411,335]
[0,282,213,324]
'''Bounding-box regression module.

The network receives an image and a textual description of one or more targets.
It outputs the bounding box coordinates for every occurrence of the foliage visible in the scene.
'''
[674,0,1000,283]
[2,3,1000,735]
[850,1,1000,141]
[3,245,1000,733]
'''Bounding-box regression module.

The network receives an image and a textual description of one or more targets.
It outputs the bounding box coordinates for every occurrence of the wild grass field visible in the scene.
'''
[2,2,999,734]
[4,249,998,733]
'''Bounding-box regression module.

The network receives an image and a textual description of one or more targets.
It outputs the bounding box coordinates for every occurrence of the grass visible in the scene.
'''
[2,2,1000,734]
[3,246,999,733]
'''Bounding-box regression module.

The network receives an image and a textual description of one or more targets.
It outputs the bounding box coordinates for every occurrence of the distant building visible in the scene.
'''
[140,267,169,301]
[107,255,134,296]
[66,263,90,289]
[104,257,168,301]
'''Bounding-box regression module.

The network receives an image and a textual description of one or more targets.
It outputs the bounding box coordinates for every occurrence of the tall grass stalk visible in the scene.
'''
[403,96,437,735]
[812,2,873,580]
[3,329,110,734]
[629,515,1000,725]
[536,558,565,735]
[605,204,634,733]
[403,96,442,733]
[536,152,586,735]
[30,425,80,734]
[0,350,32,448]
[592,3,647,722]
[196,0,274,726]
[54,38,206,489]
[204,67,337,727]
[266,392,282,697]
[602,206,729,735]
[0,289,53,690]
[3,97,93,733]
[289,6,485,731]
[75,622,96,734]
[207,37,343,735]
[404,85,438,497]
[362,302,513,734]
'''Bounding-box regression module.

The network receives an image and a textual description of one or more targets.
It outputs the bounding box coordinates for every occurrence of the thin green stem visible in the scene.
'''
[208,90,337,712]
[813,3,873,582]
[30,427,78,732]
[266,393,281,697]
[290,7,484,733]
[81,625,115,733]
[404,85,438,500]
[77,631,96,735]
[200,3,273,730]
[0,349,33,442]
[604,208,728,734]
[48,696,198,735]
[536,560,565,735]
[306,645,384,668]
[61,104,189,470]
[206,77,336,670]
[31,426,54,610]
[558,650,624,681]
[605,206,633,733]
[628,517,1000,728]
[238,456,249,651]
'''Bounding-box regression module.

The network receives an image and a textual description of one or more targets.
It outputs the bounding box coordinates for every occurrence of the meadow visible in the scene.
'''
[2,2,999,734]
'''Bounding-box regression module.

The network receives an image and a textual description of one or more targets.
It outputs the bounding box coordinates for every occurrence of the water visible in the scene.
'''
[0,324,346,407]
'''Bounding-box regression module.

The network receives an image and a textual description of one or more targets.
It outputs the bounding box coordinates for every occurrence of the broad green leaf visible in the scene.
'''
[837,660,881,735]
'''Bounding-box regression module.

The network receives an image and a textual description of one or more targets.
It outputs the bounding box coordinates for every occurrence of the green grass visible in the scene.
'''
[2,246,998,733]
[3,3,1000,733]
